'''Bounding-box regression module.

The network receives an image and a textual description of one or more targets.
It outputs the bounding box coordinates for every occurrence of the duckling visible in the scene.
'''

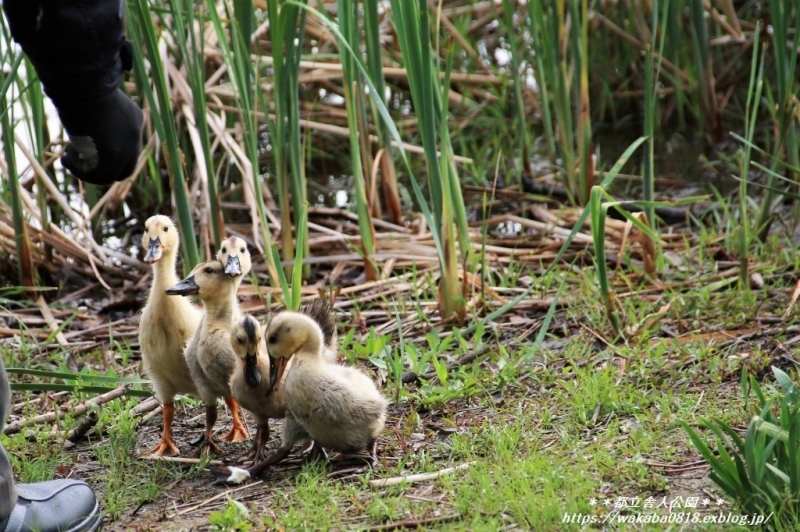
[217,235,251,284]
[217,237,253,328]
[300,298,339,363]
[228,300,334,464]
[249,311,386,476]
[228,314,291,464]
[166,260,250,455]
[138,215,202,456]
[217,235,251,277]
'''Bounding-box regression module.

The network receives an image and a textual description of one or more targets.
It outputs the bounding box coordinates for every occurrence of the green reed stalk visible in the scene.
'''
[363,0,402,225]
[663,0,686,127]
[20,58,53,257]
[129,0,199,271]
[738,24,764,288]
[263,0,308,275]
[285,4,309,279]
[206,0,280,285]
[642,0,669,227]
[569,0,592,205]
[389,0,468,321]
[0,53,34,289]
[501,0,530,180]
[124,11,163,204]
[689,0,719,138]
[170,0,222,249]
[270,201,307,311]
[233,0,254,54]
[529,0,578,202]
[338,0,377,280]
[589,187,621,337]
[290,202,307,310]
[755,0,800,240]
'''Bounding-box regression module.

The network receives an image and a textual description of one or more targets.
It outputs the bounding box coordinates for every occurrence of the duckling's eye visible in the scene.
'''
[240,247,245,253]
[164,226,169,232]
[221,247,227,254]
[238,337,245,345]
[204,267,213,274]
[268,334,278,344]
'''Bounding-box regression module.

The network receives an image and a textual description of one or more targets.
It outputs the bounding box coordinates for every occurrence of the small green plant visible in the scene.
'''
[682,366,800,528]
[208,499,253,531]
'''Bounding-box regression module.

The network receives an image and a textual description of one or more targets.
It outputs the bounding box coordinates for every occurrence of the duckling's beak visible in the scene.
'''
[144,237,163,263]
[165,275,199,296]
[244,353,261,387]
[224,255,241,277]
[268,355,287,391]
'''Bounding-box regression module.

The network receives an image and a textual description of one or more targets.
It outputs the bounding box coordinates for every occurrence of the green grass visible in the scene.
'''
[5,220,800,529]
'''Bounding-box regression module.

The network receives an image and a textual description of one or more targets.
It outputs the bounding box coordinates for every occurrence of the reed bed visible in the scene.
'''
[0,0,797,339]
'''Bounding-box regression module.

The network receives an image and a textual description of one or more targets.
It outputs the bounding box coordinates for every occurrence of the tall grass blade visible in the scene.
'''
[338,0,378,281]
[0,52,34,292]
[363,0,402,225]
[171,0,223,249]
[642,0,668,227]
[501,0,530,180]
[755,0,800,240]
[569,0,593,204]
[206,0,280,285]
[738,24,764,287]
[263,0,309,276]
[689,0,720,140]
[129,0,200,271]
[21,58,53,259]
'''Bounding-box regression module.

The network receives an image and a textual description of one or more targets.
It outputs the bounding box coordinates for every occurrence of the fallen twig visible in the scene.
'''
[66,411,98,443]
[129,397,160,417]
[165,480,263,518]
[4,385,129,435]
[368,461,476,488]
[140,406,162,424]
[35,296,69,347]
[141,455,224,466]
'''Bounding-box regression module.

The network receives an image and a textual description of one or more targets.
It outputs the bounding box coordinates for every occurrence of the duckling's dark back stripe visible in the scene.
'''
[302,298,336,346]
[243,315,258,343]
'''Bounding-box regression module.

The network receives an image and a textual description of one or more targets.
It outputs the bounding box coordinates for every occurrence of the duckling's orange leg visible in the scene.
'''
[221,397,249,442]
[146,403,180,456]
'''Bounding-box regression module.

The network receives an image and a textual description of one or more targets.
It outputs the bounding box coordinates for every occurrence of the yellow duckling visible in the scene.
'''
[299,298,339,363]
[228,299,337,463]
[216,236,252,324]
[228,314,290,464]
[250,311,386,475]
[138,215,201,456]
[166,260,249,455]
[217,235,251,280]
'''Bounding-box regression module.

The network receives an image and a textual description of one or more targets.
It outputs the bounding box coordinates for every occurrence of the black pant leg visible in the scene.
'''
[0,356,17,520]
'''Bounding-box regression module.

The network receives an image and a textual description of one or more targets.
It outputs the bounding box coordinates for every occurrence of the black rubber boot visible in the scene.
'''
[0,479,102,532]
